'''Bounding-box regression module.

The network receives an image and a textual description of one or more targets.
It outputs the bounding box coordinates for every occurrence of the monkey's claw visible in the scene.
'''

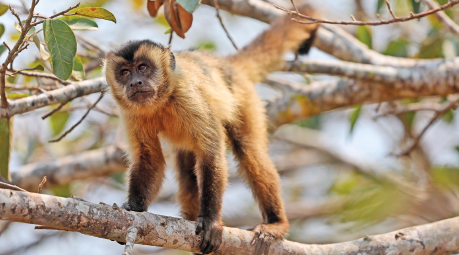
[195,216,223,254]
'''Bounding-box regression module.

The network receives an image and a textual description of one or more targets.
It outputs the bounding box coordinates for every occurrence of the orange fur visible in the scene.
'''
[103,5,318,254]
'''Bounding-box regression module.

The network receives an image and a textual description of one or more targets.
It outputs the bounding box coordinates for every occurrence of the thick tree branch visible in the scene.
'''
[285,58,459,88]
[11,146,126,191]
[2,189,459,255]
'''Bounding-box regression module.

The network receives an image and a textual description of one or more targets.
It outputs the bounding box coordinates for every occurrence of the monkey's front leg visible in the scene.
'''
[195,140,228,254]
[124,136,166,212]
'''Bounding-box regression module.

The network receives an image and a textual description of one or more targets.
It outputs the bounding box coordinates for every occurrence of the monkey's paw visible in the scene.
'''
[122,201,145,212]
[250,224,286,255]
[195,216,223,254]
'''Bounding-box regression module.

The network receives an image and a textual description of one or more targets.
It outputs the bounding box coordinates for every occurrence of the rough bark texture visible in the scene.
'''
[2,189,459,255]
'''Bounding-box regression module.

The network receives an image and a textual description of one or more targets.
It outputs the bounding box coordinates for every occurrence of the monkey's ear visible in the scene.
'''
[164,47,175,71]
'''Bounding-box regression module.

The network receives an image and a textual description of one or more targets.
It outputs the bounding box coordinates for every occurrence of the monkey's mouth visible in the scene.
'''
[128,91,153,102]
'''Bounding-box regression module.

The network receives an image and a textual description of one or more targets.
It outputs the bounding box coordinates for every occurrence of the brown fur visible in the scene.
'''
[104,5,318,254]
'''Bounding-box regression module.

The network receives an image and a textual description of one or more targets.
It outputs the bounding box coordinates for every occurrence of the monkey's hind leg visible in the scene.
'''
[226,109,289,255]
[175,150,203,255]
[175,150,200,221]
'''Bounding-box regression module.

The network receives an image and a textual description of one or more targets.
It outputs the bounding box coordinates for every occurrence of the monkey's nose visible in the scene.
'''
[130,80,143,87]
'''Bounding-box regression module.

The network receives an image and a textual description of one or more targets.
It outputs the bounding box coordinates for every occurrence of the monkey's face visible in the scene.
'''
[104,40,175,110]
[115,60,155,103]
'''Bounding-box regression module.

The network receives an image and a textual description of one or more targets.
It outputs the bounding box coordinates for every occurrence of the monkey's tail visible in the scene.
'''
[226,5,319,83]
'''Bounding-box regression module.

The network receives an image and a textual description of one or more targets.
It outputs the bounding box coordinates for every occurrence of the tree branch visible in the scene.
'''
[285,58,459,88]
[0,77,106,119]
[2,189,459,255]
[11,146,126,191]
[275,0,459,26]
[420,0,459,38]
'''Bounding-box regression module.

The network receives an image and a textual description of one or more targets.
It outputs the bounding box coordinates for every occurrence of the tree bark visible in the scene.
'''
[1,188,459,255]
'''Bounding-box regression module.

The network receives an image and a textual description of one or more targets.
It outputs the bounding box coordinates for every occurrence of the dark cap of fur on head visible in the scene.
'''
[112,39,175,70]
[114,39,165,61]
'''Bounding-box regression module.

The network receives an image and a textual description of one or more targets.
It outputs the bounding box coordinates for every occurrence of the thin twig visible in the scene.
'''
[41,101,68,119]
[31,3,80,26]
[397,97,459,156]
[213,0,238,50]
[0,181,27,192]
[8,69,70,85]
[35,226,68,231]
[384,0,397,19]
[37,176,47,193]
[420,0,459,38]
[168,31,173,46]
[49,93,104,143]
[275,0,459,26]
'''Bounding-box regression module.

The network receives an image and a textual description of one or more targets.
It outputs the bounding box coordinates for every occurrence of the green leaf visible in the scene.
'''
[0,118,11,181]
[197,41,217,51]
[349,105,362,134]
[383,38,410,57]
[432,166,459,189]
[6,93,30,99]
[75,7,116,23]
[356,26,372,49]
[71,56,85,81]
[49,108,70,135]
[51,183,72,197]
[418,29,444,59]
[376,0,385,13]
[0,24,4,39]
[0,4,8,16]
[0,45,6,57]
[43,19,77,80]
[164,28,171,34]
[23,64,45,72]
[60,16,98,31]
[33,35,50,60]
[176,0,202,14]
[410,0,421,14]
[442,109,454,123]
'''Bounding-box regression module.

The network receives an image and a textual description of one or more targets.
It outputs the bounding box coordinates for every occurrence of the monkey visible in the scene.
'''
[103,5,318,255]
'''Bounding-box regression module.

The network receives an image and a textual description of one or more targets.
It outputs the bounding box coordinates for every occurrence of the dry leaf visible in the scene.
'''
[147,0,164,17]
[164,0,185,38]
[177,3,193,33]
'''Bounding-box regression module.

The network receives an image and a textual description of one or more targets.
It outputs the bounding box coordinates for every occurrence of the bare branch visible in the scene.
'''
[0,181,27,192]
[397,96,459,156]
[41,101,67,119]
[0,77,106,119]
[2,189,459,255]
[31,3,80,26]
[420,0,459,38]
[213,0,238,50]
[11,146,126,191]
[8,69,71,85]
[276,0,459,26]
[49,93,104,143]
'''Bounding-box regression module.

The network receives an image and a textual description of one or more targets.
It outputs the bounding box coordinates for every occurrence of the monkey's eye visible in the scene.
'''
[121,69,131,76]
[138,64,147,72]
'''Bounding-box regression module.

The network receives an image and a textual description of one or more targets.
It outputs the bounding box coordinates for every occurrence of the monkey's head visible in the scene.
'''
[104,40,175,110]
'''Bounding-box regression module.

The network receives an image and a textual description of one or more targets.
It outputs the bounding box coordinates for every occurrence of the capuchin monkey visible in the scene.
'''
[104,5,318,255]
